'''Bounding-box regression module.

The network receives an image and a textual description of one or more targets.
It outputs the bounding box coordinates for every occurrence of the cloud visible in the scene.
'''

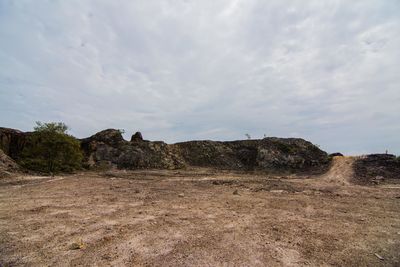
[0,0,399,154]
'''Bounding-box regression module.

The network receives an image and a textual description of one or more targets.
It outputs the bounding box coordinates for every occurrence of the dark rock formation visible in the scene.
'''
[80,130,184,170]
[354,154,400,184]
[131,132,143,142]
[175,137,330,173]
[330,152,344,157]
[0,127,30,160]
[0,126,332,174]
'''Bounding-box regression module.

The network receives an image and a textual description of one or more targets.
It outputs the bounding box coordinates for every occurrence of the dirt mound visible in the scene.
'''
[0,148,19,177]
[353,154,400,184]
[320,156,355,185]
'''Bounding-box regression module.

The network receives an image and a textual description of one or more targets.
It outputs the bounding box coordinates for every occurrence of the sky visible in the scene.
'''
[0,0,399,155]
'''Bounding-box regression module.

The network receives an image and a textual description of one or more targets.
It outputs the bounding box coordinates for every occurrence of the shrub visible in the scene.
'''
[19,122,83,174]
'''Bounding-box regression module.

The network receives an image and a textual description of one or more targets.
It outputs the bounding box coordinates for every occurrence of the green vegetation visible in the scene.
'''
[19,122,83,174]
[276,142,296,154]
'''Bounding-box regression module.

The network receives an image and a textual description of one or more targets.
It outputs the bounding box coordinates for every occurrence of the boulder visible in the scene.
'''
[131,132,143,142]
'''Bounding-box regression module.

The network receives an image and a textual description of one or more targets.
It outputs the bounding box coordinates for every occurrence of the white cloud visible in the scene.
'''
[0,0,399,154]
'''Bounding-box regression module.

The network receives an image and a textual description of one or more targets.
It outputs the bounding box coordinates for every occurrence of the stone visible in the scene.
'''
[131,132,143,142]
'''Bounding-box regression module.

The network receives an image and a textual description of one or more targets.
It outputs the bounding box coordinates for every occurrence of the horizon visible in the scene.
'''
[1,1,399,155]
[1,123,397,156]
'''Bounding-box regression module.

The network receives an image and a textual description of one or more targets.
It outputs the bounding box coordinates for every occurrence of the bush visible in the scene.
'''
[19,122,83,174]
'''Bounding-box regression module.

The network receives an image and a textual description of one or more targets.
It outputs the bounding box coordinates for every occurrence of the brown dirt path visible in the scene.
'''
[319,156,355,185]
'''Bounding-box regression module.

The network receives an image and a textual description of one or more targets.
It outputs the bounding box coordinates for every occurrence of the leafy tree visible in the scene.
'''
[19,122,83,174]
[34,121,68,133]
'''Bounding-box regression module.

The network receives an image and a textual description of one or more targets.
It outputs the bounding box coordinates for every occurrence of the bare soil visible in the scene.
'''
[1,158,399,266]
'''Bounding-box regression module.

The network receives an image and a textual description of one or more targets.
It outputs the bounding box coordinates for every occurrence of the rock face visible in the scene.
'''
[0,126,331,174]
[81,130,330,173]
[175,137,330,173]
[131,132,143,142]
[80,129,184,170]
[354,154,400,184]
[0,127,29,160]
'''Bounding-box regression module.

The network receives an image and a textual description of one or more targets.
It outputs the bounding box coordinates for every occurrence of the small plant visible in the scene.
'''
[245,133,251,140]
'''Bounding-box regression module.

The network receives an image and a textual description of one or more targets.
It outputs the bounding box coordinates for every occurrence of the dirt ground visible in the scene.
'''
[1,158,399,266]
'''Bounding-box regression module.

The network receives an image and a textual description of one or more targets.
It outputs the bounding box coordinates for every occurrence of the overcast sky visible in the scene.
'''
[0,0,399,155]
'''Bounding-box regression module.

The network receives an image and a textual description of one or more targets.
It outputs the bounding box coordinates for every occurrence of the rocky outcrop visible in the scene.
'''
[80,129,184,170]
[354,154,400,184]
[0,127,30,160]
[80,130,330,173]
[131,132,143,142]
[329,152,344,157]
[175,137,330,173]
[0,126,331,174]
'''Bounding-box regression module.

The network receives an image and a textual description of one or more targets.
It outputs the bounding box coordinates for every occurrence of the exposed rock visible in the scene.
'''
[354,154,400,184]
[82,129,124,146]
[175,137,330,173]
[1,126,332,174]
[372,175,385,185]
[131,132,143,142]
[0,127,30,160]
[0,148,19,177]
[80,129,184,170]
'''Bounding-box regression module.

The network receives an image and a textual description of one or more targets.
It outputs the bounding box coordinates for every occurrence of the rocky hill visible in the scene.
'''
[1,127,330,174]
[174,137,329,173]
[4,127,398,180]
[353,154,400,184]
[74,129,331,173]
[80,129,184,170]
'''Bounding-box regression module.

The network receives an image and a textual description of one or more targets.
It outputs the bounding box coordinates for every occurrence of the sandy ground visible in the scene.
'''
[0,158,400,266]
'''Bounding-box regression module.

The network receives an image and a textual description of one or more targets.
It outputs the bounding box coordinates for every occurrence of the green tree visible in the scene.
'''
[34,121,69,133]
[19,122,83,174]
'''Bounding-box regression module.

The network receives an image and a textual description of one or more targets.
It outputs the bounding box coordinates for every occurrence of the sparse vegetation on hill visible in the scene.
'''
[1,125,399,181]
[18,122,83,174]
[353,154,400,184]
